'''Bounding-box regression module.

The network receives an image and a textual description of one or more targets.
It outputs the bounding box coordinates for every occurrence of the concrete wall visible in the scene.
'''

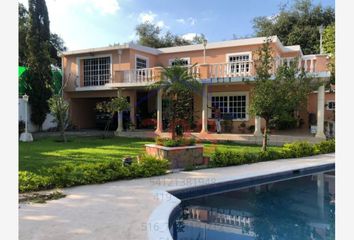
[18,99,57,132]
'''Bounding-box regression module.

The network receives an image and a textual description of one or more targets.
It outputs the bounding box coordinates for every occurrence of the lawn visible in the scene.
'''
[19,136,282,173]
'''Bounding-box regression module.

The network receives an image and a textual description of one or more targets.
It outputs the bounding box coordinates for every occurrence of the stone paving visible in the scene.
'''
[19,153,334,240]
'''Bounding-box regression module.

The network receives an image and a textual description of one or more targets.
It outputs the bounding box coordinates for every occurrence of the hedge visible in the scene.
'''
[209,139,335,168]
[19,155,169,193]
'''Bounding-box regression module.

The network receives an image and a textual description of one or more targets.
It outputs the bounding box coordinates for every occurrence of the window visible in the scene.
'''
[83,56,111,86]
[136,57,147,69]
[326,101,335,110]
[169,58,190,66]
[228,54,250,74]
[210,93,248,120]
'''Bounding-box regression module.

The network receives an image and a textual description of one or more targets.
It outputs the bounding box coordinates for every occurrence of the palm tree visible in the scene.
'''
[151,60,201,140]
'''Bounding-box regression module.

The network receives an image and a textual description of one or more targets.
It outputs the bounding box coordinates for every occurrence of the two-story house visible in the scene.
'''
[61,36,333,138]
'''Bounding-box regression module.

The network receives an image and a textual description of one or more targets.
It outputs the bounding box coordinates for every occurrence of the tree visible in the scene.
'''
[96,97,130,137]
[48,95,69,142]
[253,0,335,55]
[26,0,53,129]
[249,39,315,151]
[19,3,66,67]
[135,22,204,48]
[151,60,201,140]
[323,24,335,84]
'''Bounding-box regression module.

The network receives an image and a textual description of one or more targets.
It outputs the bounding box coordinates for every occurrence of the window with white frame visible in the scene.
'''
[136,57,147,69]
[83,56,111,86]
[326,101,335,110]
[211,93,248,120]
[169,58,190,66]
[228,54,250,74]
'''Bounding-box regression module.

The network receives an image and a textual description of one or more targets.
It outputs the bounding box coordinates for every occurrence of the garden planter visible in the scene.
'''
[145,144,204,169]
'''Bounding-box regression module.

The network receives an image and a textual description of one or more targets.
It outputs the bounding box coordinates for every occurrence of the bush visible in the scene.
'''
[19,155,169,193]
[282,141,316,158]
[209,140,335,168]
[314,138,335,154]
[155,136,196,147]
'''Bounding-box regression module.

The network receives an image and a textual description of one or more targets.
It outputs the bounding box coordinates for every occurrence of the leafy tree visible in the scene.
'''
[26,0,53,129]
[253,0,335,55]
[19,3,66,67]
[151,60,201,140]
[48,95,69,142]
[249,39,315,151]
[323,24,335,84]
[135,22,204,48]
[96,97,130,137]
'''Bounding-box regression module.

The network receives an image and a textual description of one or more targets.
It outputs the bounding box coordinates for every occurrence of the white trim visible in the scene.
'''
[76,54,113,87]
[207,91,249,121]
[326,100,335,111]
[135,54,149,69]
[168,57,191,66]
[225,52,252,62]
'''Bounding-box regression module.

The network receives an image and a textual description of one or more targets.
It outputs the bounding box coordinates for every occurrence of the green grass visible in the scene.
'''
[19,136,282,174]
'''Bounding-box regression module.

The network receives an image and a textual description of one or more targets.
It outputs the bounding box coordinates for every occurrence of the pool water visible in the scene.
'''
[170,171,335,240]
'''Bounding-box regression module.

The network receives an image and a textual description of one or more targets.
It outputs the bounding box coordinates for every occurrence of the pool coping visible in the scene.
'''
[147,161,335,240]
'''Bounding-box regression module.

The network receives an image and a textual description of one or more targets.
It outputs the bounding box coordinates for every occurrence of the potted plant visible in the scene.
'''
[238,121,247,133]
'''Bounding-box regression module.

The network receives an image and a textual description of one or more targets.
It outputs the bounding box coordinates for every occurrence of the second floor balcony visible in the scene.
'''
[72,55,329,90]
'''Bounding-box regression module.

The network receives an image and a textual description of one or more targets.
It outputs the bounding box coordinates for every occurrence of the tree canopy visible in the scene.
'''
[19,2,67,67]
[253,0,335,55]
[135,22,205,48]
[323,24,335,84]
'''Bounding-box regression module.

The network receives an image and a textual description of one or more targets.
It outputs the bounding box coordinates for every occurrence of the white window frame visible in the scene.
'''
[208,91,249,121]
[135,54,149,69]
[326,100,335,111]
[76,54,113,87]
[226,52,252,75]
[168,57,191,66]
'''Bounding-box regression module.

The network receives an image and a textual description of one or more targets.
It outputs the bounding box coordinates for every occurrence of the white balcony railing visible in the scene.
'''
[123,68,156,83]
[209,62,253,78]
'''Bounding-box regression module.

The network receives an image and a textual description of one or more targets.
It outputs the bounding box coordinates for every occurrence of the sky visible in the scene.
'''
[19,0,335,51]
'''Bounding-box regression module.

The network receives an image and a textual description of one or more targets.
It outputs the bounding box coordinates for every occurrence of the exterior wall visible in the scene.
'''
[307,91,335,122]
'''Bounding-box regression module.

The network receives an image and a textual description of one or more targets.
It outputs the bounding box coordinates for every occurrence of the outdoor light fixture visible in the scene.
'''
[203,39,208,64]
[20,94,33,142]
[319,25,324,54]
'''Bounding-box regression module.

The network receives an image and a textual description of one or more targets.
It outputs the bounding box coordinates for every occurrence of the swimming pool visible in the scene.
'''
[169,170,335,240]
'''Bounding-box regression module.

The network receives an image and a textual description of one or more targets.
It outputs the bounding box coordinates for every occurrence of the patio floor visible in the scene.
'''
[116,129,323,146]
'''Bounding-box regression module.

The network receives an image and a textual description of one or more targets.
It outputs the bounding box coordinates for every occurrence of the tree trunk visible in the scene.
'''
[262,119,268,151]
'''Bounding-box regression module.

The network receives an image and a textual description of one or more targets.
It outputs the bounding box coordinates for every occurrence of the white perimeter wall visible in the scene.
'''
[18,98,57,132]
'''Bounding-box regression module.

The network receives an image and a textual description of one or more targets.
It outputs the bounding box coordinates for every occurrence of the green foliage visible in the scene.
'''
[209,140,335,168]
[151,62,201,139]
[19,3,66,67]
[19,155,169,193]
[96,97,130,114]
[155,136,196,147]
[249,39,315,151]
[48,95,69,142]
[323,24,335,84]
[135,22,205,48]
[269,113,298,130]
[26,0,53,128]
[253,0,335,55]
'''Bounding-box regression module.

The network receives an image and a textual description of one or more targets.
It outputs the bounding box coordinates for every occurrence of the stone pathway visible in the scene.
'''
[19,153,334,240]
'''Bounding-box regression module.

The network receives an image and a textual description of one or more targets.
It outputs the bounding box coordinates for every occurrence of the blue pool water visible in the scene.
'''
[170,171,335,240]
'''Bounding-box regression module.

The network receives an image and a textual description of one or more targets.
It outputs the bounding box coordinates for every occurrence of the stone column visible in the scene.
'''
[254,116,262,137]
[155,88,163,134]
[200,84,208,133]
[315,84,326,138]
[116,89,123,133]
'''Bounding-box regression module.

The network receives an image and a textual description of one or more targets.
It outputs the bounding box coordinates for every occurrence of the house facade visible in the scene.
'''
[61,36,333,138]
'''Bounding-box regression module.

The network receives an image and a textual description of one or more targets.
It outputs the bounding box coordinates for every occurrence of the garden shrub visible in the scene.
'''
[282,141,316,158]
[19,155,169,193]
[209,139,335,168]
[155,136,196,147]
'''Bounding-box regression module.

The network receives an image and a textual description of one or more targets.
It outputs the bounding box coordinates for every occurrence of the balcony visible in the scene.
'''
[71,56,329,90]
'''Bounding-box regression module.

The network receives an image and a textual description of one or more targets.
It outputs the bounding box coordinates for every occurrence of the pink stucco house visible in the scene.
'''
[61,36,334,139]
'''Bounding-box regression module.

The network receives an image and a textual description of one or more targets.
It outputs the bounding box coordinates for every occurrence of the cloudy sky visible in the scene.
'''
[19,0,335,50]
